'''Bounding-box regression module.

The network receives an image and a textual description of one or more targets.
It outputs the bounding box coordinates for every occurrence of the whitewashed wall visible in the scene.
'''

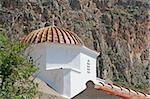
[46,43,80,70]
[70,49,98,98]
[26,42,99,99]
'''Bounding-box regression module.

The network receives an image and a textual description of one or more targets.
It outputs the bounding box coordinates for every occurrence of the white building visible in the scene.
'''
[22,26,99,98]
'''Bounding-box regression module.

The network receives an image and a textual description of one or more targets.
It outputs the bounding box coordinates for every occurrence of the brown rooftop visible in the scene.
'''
[22,26,83,45]
[73,81,149,99]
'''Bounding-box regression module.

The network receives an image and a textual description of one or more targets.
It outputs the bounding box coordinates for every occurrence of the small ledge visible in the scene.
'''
[46,67,81,73]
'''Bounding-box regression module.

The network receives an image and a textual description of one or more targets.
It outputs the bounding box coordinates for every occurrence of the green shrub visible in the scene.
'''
[0,30,38,99]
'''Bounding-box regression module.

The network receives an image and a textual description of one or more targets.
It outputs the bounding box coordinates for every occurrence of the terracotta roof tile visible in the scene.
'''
[22,26,83,45]
[95,81,148,99]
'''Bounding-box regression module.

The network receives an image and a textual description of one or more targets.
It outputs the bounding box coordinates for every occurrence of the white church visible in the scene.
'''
[22,26,149,99]
[22,26,99,98]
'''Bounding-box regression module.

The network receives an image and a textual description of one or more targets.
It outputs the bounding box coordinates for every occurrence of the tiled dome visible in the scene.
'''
[22,26,83,45]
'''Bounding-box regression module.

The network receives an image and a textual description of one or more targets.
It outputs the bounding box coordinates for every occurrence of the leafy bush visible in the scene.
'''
[0,30,38,99]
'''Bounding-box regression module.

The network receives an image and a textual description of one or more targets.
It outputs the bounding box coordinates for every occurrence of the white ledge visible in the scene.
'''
[46,67,81,73]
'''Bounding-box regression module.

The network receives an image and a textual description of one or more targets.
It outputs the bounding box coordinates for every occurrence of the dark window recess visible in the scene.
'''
[87,60,90,73]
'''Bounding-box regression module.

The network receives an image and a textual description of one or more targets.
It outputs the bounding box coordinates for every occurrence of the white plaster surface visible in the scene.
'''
[26,42,99,98]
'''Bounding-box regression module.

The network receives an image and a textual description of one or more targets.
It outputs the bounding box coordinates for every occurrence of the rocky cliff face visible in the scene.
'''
[0,0,149,93]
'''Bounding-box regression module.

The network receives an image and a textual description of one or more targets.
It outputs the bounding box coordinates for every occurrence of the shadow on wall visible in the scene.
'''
[72,81,120,99]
